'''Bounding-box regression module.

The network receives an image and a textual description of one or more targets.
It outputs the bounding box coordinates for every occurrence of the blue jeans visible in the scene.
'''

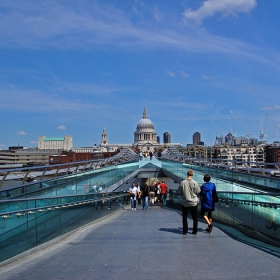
[131,198,136,209]
[142,196,149,209]
[161,193,167,206]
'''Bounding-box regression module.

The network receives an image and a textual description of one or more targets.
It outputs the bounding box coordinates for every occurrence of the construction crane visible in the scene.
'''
[227,117,235,135]
[260,114,268,140]
[229,110,252,139]
[209,118,227,134]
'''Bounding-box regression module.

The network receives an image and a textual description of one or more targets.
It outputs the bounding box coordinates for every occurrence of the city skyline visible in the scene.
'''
[0,0,280,149]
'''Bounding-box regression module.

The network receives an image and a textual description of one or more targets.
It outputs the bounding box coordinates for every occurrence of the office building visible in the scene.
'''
[193,132,201,145]
[163,132,171,144]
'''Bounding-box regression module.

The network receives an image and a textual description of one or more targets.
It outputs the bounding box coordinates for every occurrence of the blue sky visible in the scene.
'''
[0,0,279,148]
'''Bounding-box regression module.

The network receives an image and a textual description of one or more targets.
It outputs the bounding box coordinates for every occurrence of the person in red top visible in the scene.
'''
[160,180,168,207]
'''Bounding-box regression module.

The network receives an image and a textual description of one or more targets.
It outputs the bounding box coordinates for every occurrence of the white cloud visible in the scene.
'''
[58,125,66,130]
[0,0,277,70]
[183,0,257,24]
[30,140,37,144]
[246,87,256,93]
[202,75,214,80]
[277,124,280,128]
[261,105,280,111]
[0,83,127,114]
[166,70,176,77]
[154,7,162,22]
[16,131,27,135]
[180,70,190,78]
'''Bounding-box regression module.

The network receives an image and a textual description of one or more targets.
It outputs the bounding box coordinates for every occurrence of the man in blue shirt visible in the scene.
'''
[200,174,217,234]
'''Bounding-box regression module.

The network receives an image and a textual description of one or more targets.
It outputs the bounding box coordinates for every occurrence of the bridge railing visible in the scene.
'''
[0,147,138,189]
[168,190,280,248]
[160,157,280,192]
[160,152,280,177]
[0,160,139,200]
[0,191,131,263]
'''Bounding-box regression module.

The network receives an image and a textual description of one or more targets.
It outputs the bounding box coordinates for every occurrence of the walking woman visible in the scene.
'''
[142,184,150,210]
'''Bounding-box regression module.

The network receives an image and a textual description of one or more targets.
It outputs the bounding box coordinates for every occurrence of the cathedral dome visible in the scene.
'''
[136,106,154,130]
[134,106,157,146]
[137,118,154,129]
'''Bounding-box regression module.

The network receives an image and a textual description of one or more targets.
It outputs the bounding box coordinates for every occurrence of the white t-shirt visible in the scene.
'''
[129,186,138,200]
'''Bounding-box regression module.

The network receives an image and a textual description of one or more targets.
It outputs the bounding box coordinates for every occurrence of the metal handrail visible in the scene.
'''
[168,190,280,210]
[0,148,138,188]
[0,192,129,217]
[160,154,280,177]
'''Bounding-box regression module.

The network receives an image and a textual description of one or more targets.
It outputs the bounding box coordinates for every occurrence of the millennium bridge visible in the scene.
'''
[1,147,280,279]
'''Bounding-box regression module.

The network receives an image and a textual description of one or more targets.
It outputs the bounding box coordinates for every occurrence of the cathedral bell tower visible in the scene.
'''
[100,127,108,146]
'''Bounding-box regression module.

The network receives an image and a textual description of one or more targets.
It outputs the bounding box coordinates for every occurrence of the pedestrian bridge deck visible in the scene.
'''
[1,205,280,280]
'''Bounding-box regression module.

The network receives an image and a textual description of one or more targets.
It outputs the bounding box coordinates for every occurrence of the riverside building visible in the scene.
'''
[38,135,73,151]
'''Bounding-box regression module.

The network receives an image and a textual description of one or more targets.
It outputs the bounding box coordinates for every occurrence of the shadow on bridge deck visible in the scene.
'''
[1,205,280,280]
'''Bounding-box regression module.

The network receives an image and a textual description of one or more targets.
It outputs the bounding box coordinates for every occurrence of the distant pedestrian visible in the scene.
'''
[144,151,148,160]
[177,170,200,235]
[149,151,153,160]
[142,184,150,210]
[156,181,161,205]
[84,182,90,193]
[95,194,104,210]
[139,151,143,160]
[200,174,218,234]
[129,182,139,211]
[137,182,142,205]
[149,182,155,206]
[160,180,168,207]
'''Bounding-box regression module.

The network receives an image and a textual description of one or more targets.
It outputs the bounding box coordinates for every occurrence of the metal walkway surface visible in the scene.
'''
[1,206,280,280]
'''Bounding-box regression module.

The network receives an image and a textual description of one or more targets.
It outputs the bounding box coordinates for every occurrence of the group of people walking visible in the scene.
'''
[128,180,168,211]
[139,151,153,161]
[177,169,218,235]
[128,170,218,236]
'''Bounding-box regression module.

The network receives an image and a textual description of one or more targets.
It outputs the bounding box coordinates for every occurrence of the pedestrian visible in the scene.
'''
[84,182,90,193]
[177,170,200,235]
[129,182,139,211]
[139,151,143,160]
[144,151,148,160]
[149,151,153,160]
[155,181,161,205]
[160,180,168,207]
[137,182,142,205]
[149,182,155,206]
[154,181,160,205]
[95,194,104,210]
[142,184,150,210]
[200,174,218,233]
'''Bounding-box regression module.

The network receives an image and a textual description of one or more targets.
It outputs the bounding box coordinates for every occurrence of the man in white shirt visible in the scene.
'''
[129,182,139,210]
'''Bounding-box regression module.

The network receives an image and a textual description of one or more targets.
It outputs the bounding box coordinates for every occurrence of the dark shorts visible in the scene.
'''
[201,207,214,218]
